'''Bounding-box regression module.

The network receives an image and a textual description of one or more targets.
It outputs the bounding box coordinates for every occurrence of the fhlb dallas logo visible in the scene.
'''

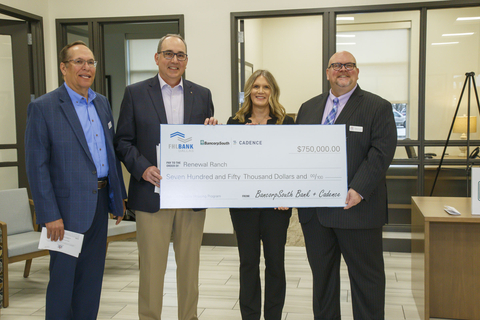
[170,131,192,143]
[169,131,194,150]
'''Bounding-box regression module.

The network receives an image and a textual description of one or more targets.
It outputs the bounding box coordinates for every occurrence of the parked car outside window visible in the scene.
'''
[393,109,406,127]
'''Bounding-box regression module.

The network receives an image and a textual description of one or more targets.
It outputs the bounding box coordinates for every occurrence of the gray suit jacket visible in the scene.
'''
[25,84,126,233]
[296,85,397,229]
[114,76,214,212]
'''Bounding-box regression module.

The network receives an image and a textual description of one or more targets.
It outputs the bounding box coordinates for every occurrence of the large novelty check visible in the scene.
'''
[159,124,347,209]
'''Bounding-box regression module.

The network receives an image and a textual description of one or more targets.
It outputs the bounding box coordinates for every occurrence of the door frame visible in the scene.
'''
[0,4,46,190]
[56,15,184,96]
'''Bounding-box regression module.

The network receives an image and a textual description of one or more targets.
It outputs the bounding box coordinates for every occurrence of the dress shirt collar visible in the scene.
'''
[64,82,96,104]
[328,84,357,105]
[158,74,184,90]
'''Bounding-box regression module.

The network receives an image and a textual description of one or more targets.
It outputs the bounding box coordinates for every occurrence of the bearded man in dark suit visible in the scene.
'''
[296,51,397,320]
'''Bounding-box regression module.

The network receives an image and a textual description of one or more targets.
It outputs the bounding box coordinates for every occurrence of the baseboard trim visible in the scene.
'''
[383,238,411,252]
[202,232,412,252]
[202,233,237,246]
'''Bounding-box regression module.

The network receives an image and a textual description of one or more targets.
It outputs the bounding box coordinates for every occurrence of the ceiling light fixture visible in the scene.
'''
[431,42,459,45]
[456,17,480,21]
[442,32,474,36]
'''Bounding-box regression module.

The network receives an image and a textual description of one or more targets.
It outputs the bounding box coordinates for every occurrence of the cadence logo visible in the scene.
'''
[169,131,194,150]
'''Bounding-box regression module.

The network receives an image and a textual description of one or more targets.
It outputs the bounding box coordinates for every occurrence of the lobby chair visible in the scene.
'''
[405,145,416,158]
[106,164,137,250]
[404,139,436,159]
[0,188,49,308]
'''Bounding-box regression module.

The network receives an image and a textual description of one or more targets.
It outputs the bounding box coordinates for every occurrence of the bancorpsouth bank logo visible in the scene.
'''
[200,140,230,146]
[169,131,194,150]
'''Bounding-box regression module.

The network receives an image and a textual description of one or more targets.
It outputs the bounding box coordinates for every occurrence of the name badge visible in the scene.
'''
[349,125,363,132]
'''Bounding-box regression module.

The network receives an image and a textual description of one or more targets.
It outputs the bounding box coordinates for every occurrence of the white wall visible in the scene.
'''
[262,16,323,114]
[1,0,445,233]
[243,16,323,114]
[244,19,264,75]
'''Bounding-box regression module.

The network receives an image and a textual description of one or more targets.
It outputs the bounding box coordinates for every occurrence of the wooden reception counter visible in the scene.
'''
[411,196,480,320]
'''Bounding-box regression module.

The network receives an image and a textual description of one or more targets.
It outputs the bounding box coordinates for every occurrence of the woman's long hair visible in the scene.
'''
[233,69,287,124]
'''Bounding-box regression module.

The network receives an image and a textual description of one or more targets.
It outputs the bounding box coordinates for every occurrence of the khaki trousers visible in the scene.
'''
[136,209,206,320]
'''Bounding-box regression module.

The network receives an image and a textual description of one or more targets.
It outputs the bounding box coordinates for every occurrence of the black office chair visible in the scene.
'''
[405,145,416,158]
[404,139,436,159]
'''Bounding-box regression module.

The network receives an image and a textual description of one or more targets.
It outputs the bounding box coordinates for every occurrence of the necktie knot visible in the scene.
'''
[324,98,339,125]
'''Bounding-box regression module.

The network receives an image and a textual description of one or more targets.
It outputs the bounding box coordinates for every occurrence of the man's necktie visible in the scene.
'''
[324,97,339,125]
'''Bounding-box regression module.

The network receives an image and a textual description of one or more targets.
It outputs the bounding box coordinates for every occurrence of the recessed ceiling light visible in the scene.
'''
[337,42,356,45]
[337,34,356,38]
[337,17,354,21]
[431,42,459,45]
[442,32,474,36]
[456,17,480,21]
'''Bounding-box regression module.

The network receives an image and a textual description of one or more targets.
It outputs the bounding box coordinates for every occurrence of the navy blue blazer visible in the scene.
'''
[114,75,214,213]
[296,86,397,229]
[25,84,126,233]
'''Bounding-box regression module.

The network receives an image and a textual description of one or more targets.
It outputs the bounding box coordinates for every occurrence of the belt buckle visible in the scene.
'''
[98,179,107,189]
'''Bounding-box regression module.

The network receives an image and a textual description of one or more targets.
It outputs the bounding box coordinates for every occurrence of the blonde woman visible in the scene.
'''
[227,70,293,320]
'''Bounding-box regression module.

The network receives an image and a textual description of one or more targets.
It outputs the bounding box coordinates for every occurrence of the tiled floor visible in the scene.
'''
[2,241,446,319]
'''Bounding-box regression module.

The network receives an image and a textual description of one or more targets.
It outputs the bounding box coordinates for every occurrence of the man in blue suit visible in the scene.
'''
[25,41,126,319]
[114,34,216,320]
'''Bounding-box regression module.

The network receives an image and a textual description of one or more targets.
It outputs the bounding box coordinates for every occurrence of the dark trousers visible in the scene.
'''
[301,217,385,320]
[45,187,109,320]
[230,208,292,320]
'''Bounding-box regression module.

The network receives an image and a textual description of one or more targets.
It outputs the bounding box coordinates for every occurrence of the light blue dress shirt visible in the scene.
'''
[64,83,109,178]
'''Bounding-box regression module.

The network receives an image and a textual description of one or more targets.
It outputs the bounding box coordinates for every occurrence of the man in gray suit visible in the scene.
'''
[296,51,397,320]
[114,34,216,320]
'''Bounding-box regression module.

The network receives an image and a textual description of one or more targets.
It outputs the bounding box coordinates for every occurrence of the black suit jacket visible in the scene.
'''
[114,76,214,212]
[296,85,397,229]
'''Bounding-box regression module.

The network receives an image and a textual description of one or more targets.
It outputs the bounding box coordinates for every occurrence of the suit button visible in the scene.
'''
[92,171,97,175]
[93,190,97,194]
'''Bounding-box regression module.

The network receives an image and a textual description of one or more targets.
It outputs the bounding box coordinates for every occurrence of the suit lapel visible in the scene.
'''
[93,97,117,177]
[183,79,194,124]
[93,97,108,131]
[336,86,363,124]
[317,94,329,123]
[58,85,94,164]
[147,76,168,124]
[93,97,113,148]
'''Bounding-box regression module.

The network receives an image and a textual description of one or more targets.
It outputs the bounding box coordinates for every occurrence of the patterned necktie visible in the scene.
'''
[324,97,339,125]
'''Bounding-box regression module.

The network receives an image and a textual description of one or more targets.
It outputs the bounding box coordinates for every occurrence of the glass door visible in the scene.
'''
[0,20,32,190]
[102,21,179,122]
[235,15,323,119]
